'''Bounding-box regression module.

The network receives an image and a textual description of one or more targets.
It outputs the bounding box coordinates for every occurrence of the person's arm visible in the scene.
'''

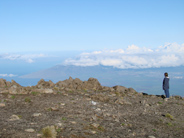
[163,78,165,90]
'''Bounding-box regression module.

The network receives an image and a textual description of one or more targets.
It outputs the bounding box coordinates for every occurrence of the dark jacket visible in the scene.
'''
[163,77,169,90]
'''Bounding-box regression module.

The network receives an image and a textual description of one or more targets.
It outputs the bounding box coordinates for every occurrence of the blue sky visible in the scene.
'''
[1,0,184,53]
[0,0,184,74]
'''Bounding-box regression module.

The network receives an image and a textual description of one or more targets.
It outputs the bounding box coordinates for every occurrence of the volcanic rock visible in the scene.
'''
[113,85,128,93]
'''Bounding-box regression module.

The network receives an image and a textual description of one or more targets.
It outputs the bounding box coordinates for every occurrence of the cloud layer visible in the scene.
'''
[0,53,46,63]
[64,43,184,69]
[0,74,17,77]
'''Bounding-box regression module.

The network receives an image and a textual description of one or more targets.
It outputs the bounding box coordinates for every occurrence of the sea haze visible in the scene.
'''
[17,65,184,97]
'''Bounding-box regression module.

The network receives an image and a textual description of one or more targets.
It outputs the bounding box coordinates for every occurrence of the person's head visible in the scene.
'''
[164,72,168,77]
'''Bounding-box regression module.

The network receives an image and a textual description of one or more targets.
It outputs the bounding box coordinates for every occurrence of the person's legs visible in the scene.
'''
[164,89,170,98]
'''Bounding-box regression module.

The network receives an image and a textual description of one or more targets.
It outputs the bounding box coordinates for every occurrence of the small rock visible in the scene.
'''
[124,101,132,105]
[63,93,68,96]
[103,113,111,117]
[115,98,132,105]
[9,115,20,121]
[91,116,97,121]
[33,113,42,117]
[91,123,100,128]
[70,121,77,124]
[44,89,53,94]
[30,122,37,125]
[25,128,35,133]
[57,123,63,127]
[140,100,146,105]
[51,107,59,111]
[60,103,65,106]
[37,134,42,137]
[115,118,120,122]
[91,101,97,105]
[0,103,5,107]
[115,99,124,104]
[86,98,91,101]
[91,131,96,134]
[164,98,169,101]
[111,94,116,97]
[95,108,101,111]
[148,136,156,138]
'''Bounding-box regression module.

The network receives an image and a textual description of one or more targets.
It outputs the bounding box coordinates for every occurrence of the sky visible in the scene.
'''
[0,0,184,73]
[1,0,184,52]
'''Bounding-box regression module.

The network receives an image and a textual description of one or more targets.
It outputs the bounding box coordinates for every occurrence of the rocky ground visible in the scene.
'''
[0,78,184,138]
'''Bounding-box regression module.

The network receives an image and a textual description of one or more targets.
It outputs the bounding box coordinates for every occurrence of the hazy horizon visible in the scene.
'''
[1,63,184,97]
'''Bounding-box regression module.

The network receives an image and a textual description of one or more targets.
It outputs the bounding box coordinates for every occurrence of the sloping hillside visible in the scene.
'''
[0,78,184,138]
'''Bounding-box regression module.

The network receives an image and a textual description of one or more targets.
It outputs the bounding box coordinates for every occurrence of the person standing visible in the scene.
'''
[163,72,170,99]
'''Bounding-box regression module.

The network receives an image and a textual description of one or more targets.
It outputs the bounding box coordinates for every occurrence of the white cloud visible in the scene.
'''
[26,59,34,63]
[173,76,183,79]
[64,43,184,69]
[0,74,17,77]
[158,43,184,53]
[0,53,47,63]
[110,49,125,53]
[100,59,122,66]
[126,45,140,53]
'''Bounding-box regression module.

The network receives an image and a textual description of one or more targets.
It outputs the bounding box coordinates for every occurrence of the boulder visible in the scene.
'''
[0,89,9,94]
[33,88,54,94]
[83,78,102,90]
[49,80,55,87]
[173,95,182,99]
[44,89,54,94]
[128,88,137,94]
[0,78,7,87]
[102,86,114,92]
[36,79,54,88]
[56,77,103,91]
[73,78,83,90]
[73,78,83,85]
[9,87,28,94]
[56,77,75,89]
[6,81,11,87]
[23,86,32,93]
[7,80,24,94]
[56,81,67,88]
[11,80,21,87]
[113,85,128,93]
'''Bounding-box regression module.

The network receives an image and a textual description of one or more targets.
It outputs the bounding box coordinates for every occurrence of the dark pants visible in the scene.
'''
[164,89,170,98]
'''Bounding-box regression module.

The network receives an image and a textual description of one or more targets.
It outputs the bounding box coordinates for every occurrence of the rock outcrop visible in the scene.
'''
[55,77,103,91]
[0,77,144,95]
[0,78,11,87]
[36,79,55,89]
